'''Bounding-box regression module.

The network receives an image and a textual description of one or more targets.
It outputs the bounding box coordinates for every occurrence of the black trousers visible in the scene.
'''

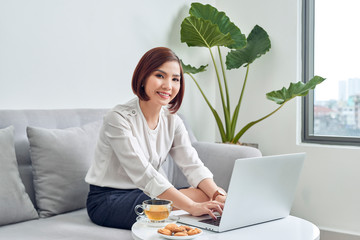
[86,185,150,230]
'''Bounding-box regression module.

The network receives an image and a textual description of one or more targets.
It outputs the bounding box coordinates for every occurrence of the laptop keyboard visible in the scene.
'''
[199,217,221,226]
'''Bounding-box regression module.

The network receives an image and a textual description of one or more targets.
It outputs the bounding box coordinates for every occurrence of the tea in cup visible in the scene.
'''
[135,199,172,222]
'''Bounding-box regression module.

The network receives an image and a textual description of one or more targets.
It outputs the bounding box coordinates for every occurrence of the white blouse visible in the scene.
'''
[85,98,213,198]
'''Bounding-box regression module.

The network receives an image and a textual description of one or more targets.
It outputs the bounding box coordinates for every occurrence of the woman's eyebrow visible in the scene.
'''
[155,69,180,77]
[155,69,166,74]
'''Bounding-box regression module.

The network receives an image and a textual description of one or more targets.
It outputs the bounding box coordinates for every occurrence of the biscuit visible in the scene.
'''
[188,228,202,235]
[173,226,186,233]
[187,229,197,235]
[157,228,172,236]
[160,223,200,237]
[164,223,178,232]
[180,225,193,231]
[174,231,188,236]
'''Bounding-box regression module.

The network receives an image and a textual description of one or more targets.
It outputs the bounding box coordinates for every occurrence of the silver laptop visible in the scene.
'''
[178,153,305,232]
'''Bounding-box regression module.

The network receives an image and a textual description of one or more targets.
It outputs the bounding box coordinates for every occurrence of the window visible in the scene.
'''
[303,0,360,146]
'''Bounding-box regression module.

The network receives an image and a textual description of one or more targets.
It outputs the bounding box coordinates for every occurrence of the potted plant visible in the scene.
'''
[180,2,325,144]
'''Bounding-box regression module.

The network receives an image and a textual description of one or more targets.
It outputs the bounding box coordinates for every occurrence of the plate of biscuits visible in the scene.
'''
[157,223,202,239]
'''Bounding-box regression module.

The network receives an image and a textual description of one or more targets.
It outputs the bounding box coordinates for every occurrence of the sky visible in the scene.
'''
[314,0,360,101]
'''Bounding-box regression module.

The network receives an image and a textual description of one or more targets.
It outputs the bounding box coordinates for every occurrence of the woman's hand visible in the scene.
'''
[189,201,224,220]
[214,194,226,203]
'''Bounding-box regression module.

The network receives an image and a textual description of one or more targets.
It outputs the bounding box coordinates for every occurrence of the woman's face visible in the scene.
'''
[144,61,181,107]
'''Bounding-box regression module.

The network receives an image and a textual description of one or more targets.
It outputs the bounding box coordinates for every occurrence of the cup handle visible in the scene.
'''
[134,204,144,216]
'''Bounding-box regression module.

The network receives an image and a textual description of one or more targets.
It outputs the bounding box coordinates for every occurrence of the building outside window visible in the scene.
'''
[303,0,360,146]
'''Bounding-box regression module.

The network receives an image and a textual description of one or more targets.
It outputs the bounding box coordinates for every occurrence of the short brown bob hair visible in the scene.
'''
[132,47,184,114]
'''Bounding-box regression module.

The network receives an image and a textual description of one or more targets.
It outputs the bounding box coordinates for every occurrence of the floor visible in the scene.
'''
[320,230,360,240]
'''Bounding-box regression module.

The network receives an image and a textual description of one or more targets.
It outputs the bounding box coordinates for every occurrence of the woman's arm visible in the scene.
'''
[169,117,214,192]
[158,187,224,219]
[197,178,226,203]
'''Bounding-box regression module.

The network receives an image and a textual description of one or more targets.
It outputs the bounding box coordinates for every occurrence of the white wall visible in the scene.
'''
[1,0,359,235]
[0,0,216,141]
[216,0,360,235]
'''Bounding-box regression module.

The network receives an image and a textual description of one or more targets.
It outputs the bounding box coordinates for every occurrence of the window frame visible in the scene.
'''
[302,0,360,147]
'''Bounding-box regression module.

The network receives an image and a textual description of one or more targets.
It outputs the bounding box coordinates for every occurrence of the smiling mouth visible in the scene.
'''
[157,92,171,98]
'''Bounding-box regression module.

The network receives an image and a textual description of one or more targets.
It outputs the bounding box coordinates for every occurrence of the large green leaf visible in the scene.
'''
[189,3,246,49]
[226,25,271,69]
[181,16,234,48]
[266,76,326,104]
[181,60,208,74]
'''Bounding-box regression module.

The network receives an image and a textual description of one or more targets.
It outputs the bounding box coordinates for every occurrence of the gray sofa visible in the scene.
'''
[0,109,261,239]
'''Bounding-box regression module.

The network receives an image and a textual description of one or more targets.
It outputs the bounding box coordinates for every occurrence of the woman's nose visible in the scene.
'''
[162,79,172,90]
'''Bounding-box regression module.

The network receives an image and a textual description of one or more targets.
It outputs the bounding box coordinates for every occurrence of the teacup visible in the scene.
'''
[135,199,172,222]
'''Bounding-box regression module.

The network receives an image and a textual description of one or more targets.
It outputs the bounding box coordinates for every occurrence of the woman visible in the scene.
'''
[85,47,226,230]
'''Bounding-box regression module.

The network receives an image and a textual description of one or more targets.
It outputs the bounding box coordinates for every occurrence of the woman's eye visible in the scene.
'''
[156,74,164,79]
[173,78,180,82]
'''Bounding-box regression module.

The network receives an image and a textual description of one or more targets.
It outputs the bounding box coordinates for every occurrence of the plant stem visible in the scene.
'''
[231,64,250,138]
[217,46,230,113]
[209,47,231,141]
[188,73,227,142]
[232,102,286,143]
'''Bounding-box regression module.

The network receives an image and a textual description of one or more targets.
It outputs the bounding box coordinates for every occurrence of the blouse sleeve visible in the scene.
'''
[104,111,172,198]
[169,116,213,188]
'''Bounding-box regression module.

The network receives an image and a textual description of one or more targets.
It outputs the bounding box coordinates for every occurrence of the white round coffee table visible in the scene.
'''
[132,211,320,240]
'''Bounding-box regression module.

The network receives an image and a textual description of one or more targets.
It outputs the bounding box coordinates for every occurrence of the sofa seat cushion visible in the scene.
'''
[0,209,132,240]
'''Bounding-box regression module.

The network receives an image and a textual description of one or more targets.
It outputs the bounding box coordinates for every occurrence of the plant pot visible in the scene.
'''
[236,142,259,149]
[219,142,259,149]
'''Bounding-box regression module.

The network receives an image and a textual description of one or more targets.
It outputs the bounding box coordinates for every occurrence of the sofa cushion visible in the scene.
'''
[0,209,132,240]
[0,126,38,226]
[27,121,102,217]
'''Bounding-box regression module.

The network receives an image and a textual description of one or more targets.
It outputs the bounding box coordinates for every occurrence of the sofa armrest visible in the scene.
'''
[193,142,262,191]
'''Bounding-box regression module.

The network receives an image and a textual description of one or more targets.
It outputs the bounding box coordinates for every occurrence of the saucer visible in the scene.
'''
[136,216,179,227]
[157,230,203,239]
